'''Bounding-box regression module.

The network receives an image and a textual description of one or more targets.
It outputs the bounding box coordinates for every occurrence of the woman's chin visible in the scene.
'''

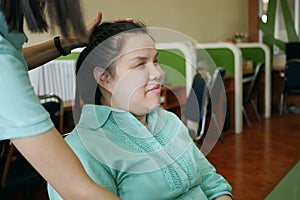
[148,103,161,111]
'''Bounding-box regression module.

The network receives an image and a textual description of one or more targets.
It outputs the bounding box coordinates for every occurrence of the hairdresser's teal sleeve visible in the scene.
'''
[0,11,53,140]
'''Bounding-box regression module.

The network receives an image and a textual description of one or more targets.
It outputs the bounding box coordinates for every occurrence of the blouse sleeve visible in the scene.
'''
[0,52,53,140]
[196,146,233,200]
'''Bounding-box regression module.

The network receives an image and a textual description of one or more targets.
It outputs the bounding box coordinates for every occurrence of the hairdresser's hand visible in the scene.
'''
[59,12,135,52]
[60,11,103,51]
[84,11,103,44]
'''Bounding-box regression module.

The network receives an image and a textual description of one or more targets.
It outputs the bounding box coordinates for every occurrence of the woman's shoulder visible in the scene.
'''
[64,130,82,148]
[64,123,108,152]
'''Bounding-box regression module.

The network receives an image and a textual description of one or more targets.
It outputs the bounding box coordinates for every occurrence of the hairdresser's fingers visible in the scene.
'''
[86,11,103,38]
[124,18,134,22]
[61,11,102,50]
[68,11,102,42]
[111,17,134,23]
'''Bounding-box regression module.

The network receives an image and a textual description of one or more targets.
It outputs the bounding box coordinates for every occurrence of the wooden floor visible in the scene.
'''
[201,113,300,200]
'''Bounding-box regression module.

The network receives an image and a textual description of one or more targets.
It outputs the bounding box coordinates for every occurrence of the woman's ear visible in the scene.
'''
[93,67,112,91]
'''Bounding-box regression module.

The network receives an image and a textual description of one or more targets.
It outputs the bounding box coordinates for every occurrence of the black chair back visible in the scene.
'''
[184,73,208,123]
[200,67,227,144]
[286,42,300,60]
[39,94,64,133]
[209,68,227,134]
[284,60,300,94]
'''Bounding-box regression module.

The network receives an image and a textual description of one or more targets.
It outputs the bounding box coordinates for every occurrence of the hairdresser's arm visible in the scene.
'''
[24,12,102,70]
[23,38,62,70]
[12,128,120,200]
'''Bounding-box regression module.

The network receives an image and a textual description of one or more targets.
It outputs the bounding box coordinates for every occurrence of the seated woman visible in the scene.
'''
[48,21,233,200]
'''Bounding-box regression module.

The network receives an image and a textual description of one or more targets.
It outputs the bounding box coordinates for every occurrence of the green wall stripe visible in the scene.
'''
[56,52,80,60]
[198,48,235,76]
[158,49,186,85]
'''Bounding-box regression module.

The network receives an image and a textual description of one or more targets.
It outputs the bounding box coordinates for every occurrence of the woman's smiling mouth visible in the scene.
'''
[147,84,161,94]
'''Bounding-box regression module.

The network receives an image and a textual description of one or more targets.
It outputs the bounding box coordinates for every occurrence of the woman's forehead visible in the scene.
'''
[121,34,156,53]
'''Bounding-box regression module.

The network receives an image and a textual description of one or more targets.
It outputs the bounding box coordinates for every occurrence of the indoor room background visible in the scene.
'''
[24,0,248,46]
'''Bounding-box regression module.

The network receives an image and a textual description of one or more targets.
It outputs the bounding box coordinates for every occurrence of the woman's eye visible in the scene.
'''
[137,63,146,68]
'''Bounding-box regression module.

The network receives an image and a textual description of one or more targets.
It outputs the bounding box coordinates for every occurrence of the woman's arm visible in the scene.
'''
[12,127,120,200]
[195,146,232,199]
[24,11,102,70]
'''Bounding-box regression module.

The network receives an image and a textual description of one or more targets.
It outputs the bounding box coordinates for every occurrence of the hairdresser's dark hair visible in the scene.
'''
[0,0,85,36]
[74,20,148,123]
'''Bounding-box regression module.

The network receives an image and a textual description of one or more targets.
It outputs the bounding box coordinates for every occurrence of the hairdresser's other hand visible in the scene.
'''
[84,11,103,43]
[60,11,102,52]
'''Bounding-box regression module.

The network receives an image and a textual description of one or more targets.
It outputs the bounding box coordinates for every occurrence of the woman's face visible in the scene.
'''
[106,34,163,116]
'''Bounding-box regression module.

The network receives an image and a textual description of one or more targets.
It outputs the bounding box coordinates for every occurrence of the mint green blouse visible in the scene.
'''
[48,105,232,200]
[0,11,53,140]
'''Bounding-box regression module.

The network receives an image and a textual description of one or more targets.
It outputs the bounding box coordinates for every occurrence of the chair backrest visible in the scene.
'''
[284,60,300,94]
[218,67,226,80]
[244,63,264,103]
[209,67,226,112]
[209,67,227,128]
[183,72,210,123]
[286,42,300,60]
[39,94,64,133]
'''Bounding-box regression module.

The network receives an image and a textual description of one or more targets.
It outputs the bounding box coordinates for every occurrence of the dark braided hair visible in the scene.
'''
[74,20,148,123]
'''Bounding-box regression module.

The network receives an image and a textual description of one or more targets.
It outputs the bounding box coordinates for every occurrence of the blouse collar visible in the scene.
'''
[78,104,167,135]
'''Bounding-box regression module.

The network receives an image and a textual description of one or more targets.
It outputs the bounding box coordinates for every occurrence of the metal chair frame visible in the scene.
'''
[242,63,264,128]
[39,94,64,133]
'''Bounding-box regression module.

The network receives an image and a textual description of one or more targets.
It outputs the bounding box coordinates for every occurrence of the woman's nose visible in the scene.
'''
[149,64,163,81]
